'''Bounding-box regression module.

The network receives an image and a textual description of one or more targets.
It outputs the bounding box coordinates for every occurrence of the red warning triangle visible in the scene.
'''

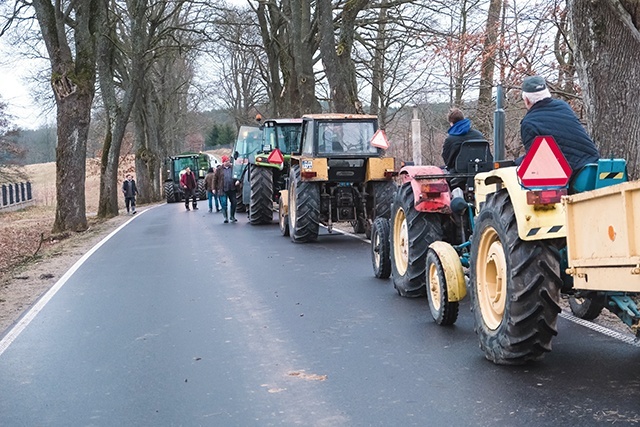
[517,136,572,187]
[370,129,389,149]
[267,148,284,164]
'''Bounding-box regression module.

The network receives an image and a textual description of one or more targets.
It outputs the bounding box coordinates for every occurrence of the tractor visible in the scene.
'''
[278,114,397,242]
[372,84,640,365]
[242,118,303,225]
[231,126,264,213]
[163,153,212,203]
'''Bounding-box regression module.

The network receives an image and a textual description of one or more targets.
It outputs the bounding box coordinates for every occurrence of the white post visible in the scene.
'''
[411,107,422,165]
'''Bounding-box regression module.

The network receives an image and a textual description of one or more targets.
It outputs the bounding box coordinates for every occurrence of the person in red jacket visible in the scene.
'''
[179,166,198,211]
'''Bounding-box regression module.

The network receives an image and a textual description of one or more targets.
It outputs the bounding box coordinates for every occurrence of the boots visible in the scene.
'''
[222,209,228,223]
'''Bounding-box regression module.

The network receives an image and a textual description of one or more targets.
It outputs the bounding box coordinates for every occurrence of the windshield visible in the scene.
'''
[265,124,302,154]
[317,121,379,155]
[233,126,262,179]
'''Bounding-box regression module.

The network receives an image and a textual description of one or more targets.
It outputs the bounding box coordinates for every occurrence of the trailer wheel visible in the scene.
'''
[390,183,445,297]
[569,293,605,320]
[249,165,274,225]
[279,196,289,237]
[371,217,391,279]
[426,248,459,325]
[289,165,320,243]
[164,182,176,203]
[470,189,562,365]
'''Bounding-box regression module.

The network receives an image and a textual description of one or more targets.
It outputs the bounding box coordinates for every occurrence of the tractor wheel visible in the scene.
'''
[426,248,459,326]
[249,165,274,225]
[289,165,320,243]
[164,182,175,203]
[278,196,289,237]
[390,183,445,297]
[352,218,366,234]
[197,179,207,200]
[371,217,391,279]
[365,181,397,239]
[569,293,605,320]
[470,189,562,365]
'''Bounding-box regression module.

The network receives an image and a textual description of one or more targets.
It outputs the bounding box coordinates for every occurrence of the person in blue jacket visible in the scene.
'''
[517,75,599,175]
[442,108,486,171]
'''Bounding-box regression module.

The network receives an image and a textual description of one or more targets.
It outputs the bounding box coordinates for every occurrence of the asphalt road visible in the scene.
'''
[1,204,639,426]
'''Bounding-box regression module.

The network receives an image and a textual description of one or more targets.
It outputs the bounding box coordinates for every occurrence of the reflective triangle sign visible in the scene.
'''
[370,129,389,149]
[267,148,284,164]
[517,136,572,187]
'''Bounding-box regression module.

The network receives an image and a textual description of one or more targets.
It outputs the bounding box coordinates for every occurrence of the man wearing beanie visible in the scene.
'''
[213,155,240,223]
[517,75,599,176]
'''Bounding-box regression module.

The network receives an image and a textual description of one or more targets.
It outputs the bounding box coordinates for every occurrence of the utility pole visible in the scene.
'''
[411,107,422,165]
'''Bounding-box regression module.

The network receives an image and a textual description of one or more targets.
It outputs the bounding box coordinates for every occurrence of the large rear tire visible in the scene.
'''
[390,183,445,297]
[197,179,206,200]
[426,248,459,326]
[289,165,320,243]
[164,182,176,203]
[470,189,562,365]
[249,165,274,225]
[371,217,391,279]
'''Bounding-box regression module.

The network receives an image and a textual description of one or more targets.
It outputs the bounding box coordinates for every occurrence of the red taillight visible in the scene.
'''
[384,170,398,178]
[526,188,567,205]
[301,171,317,179]
[420,182,448,195]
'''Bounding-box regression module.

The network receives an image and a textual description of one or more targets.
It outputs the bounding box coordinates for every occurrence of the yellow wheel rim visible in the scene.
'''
[428,260,441,311]
[476,227,507,330]
[289,181,297,229]
[392,208,408,275]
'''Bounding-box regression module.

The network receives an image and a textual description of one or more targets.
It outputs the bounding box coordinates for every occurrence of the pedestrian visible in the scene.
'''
[122,173,138,215]
[442,107,486,172]
[212,155,240,223]
[180,166,199,211]
[204,167,219,213]
[517,75,599,176]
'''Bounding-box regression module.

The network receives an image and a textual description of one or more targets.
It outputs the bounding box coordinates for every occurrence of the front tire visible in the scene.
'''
[371,217,391,279]
[164,182,176,203]
[569,292,605,320]
[289,165,320,243]
[249,165,274,225]
[470,189,562,365]
[390,183,445,297]
[426,249,459,325]
[279,196,289,237]
[197,179,206,200]
[365,181,397,239]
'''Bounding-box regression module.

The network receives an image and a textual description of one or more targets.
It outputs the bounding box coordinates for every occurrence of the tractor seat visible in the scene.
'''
[449,140,493,194]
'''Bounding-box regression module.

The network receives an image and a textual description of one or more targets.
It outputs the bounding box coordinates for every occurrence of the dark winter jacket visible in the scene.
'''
[442,118,486,171]
[122,179,138,198]
[204,171,215,192]
[212,163,237,193]
[518,98,599,174]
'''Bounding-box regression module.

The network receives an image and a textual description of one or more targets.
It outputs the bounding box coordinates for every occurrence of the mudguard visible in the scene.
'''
[474,166,567,241]
[398,165,451,214]
[429,241,466,302]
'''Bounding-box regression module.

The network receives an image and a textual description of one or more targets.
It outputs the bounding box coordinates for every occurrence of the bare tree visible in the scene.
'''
[30,0,103,233]
[569,0,640,178]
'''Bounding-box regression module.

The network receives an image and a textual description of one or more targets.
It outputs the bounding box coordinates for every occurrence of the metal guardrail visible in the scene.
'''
[0,182,34,211]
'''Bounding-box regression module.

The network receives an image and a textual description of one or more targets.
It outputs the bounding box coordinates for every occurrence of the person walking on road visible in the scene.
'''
[180,166,198,211]
[122,173,138,215]
[213,155,240,223]
[204,167,221,213]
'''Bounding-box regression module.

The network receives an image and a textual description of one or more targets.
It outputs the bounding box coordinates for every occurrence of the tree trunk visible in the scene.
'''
[32,0,101,233]
[569,0,640,178]
[476,0,502,137]
[317,0,367,113]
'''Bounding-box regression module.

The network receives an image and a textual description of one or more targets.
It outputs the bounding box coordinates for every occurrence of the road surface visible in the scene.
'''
[1,204,639,426]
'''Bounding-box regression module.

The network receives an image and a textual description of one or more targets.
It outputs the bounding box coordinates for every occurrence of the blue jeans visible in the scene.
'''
[207,191,221,211]
[219,190,237,219]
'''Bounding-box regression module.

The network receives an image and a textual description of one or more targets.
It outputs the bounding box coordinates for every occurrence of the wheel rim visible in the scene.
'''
[476,227,507,330]
[428,260,441,311]
[393,208,409,275]
[289,181,297,230]
[372,228,381,269]
[279,198,287,231]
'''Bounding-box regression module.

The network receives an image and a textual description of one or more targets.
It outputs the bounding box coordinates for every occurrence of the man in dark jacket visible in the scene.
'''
[212,155,240,223]
[179,166,198,211]
[517,75,599,175]
[442,108,486,171]
[122,173,138,214]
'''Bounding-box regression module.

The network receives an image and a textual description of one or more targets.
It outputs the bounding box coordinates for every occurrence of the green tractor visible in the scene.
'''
[163,153,212,203]
[244,118,303,225]
[232,126,264,213]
